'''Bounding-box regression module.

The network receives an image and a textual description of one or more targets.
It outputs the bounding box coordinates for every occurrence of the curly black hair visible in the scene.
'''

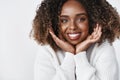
[31,0,120,51]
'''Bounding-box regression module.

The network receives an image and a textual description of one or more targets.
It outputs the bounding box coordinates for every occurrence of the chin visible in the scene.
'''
[69,41,79,46]
[68,39,85,46]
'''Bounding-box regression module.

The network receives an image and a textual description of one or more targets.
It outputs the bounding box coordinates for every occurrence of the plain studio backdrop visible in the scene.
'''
[0,0,120,80]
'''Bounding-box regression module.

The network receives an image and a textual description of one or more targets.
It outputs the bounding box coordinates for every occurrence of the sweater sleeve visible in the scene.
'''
[74,46,119,80]
[34,47,75,80]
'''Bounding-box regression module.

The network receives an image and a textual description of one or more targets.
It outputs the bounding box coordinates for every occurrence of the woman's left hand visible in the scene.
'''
[76,24,102,54]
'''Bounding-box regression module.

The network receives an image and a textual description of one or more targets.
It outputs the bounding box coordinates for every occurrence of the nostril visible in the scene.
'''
[69,21,78,30]
[69,24,77,30]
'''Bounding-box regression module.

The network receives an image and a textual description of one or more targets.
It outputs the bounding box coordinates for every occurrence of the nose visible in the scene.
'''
[69,21,77,30]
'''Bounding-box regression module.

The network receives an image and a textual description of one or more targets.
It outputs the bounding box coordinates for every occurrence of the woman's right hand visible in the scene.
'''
[49,29,75,54]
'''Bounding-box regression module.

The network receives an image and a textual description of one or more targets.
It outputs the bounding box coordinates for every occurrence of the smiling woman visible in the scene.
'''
[31,0,120,80]
[59,0,89,46]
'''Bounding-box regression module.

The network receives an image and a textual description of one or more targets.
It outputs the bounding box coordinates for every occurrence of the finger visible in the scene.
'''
[59,33,65,41]
[95,24,99,32]
[96,24,99,33]
[96,32,102,41]
[93,26,102,39]
[93,28,97,35]
[97,24,102,33]
[92,24,99,35]
[89,24,102,43]
[91,28,96,36]
[93,24,102,36]
[98,25,102,33]
[90,28,102,41]
[49,29,61,45]
[49,27,54,34]
[93,34,98,39]
[94,31,102,42]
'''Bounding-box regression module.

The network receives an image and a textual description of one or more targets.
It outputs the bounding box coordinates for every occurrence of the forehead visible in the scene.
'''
[61,0,86,15]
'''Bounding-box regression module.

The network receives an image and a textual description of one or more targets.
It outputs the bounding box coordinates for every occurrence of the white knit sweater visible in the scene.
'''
[34,41,119,80]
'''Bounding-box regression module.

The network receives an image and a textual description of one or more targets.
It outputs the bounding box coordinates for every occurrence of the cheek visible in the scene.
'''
[78,22,89,32]
[82,27,89,37]
[60,26,69,40]
[84,26,89,32]
[85,22,89,32]
[59,26,67,38]
[60,25,67,33]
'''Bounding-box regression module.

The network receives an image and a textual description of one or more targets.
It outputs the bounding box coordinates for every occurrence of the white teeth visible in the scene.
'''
[68,33,80,37]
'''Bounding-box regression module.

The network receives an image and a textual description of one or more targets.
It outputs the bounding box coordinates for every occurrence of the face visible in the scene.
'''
[59,0,89,45]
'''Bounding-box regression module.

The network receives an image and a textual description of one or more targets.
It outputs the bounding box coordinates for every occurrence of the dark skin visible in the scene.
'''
[49,24,102,54]
[49,0,102,55]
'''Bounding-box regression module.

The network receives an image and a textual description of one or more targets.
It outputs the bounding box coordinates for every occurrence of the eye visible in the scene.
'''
[60,19,68,24]
[78,17,86,22]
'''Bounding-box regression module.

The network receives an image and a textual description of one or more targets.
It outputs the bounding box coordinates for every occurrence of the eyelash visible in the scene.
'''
[77,17,86,22]
[60,19,68,23]
[60,17,86,24]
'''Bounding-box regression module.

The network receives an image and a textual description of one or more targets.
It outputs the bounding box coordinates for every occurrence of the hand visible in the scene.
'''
[86,24,102,43]
[49,28,75,54]
[76,24,102,54]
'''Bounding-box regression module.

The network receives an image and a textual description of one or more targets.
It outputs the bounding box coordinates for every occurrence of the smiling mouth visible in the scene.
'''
[68,33,81,40]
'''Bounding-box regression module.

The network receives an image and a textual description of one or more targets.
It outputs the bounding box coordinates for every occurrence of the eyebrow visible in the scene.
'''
[60,13,87,17]
[76,13,87,16]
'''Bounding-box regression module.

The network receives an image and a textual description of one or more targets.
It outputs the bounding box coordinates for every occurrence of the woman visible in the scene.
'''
[32,0,120,80]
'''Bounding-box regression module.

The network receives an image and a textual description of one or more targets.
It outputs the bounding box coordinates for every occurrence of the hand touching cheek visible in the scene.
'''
[49,29,75,54]
[76,24,102,54]
[49,24,102,54]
